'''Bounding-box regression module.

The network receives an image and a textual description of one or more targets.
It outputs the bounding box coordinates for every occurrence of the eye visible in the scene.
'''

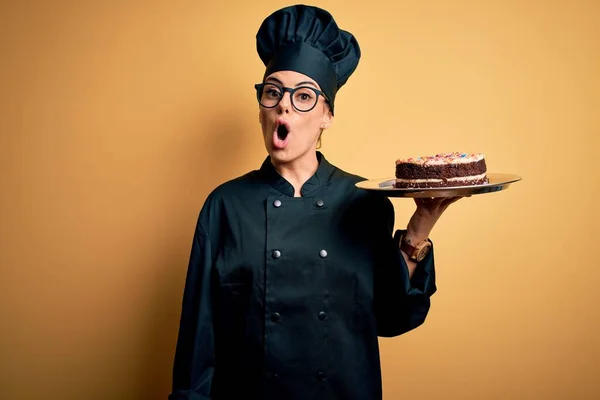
[294,88,314,103]
[265,89,281,98]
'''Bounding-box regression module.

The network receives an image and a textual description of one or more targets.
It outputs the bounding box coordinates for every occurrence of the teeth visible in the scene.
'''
[277,125,289,140]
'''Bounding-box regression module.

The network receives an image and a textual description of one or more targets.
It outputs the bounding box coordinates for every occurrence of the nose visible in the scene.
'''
[277,91,292,113]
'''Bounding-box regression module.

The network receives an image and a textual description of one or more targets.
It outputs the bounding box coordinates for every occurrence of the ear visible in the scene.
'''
[320,108,334,130]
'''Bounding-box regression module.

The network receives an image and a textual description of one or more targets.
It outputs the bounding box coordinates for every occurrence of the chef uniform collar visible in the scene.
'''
[259,151,335,197]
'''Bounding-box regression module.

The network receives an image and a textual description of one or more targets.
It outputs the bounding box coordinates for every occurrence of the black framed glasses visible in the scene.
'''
[255,82,328,112]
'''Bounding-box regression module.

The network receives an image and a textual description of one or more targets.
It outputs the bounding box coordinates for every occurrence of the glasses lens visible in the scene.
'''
[292,87,318,111]
[259,83,282,108]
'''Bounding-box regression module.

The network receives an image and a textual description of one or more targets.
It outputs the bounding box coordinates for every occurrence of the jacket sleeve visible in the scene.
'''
[373,196,437,338]
[168,223,215,400]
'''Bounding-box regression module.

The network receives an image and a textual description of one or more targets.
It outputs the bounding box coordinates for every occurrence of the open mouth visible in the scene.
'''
[272,119,291,150]
[277,124,289,140]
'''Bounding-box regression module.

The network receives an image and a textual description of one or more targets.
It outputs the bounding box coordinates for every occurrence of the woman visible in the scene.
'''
[169,5,461,400]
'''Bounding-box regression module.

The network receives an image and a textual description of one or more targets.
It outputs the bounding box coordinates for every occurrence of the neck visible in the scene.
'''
[271,151,319,197]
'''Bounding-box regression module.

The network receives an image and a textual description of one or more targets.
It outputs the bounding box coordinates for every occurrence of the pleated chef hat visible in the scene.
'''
[256,4,361,114]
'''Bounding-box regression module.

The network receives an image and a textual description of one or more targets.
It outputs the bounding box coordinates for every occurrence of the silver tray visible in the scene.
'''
[355,173,522,198]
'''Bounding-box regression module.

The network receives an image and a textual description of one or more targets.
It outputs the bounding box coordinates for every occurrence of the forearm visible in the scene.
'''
[376,240,436,337]
[399,228,429,279]
[401,195,463,278]
[170,227,216,399]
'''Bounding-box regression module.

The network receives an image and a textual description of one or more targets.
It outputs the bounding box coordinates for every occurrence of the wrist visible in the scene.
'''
[397,229,432,262]
[405,226,429,245]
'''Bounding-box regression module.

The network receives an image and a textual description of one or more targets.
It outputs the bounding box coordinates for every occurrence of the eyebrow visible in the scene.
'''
[266,77,318,88]
[295,80,318,88]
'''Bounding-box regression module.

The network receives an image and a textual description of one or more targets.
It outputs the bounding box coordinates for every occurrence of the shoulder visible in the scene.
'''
[328,161,394,215]
[328,161,376,199]
[332,165,366,183]
[327,161,367,188]
[208,170,261,199]
[195,170,262,230]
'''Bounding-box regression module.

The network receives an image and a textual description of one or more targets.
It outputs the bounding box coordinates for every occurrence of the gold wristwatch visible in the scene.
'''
[399,231,432,262]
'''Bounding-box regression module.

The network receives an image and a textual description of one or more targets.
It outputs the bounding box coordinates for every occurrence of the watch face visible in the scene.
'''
[416,243,432,261]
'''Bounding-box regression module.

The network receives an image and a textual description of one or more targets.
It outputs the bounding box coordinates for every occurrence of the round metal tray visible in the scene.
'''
[355,173,522,198]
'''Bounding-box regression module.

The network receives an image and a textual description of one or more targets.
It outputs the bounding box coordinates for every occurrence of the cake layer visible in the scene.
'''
[395,159,487,180]
[394,173,489,188]
[396,152,484,166]
[394,152,488,189]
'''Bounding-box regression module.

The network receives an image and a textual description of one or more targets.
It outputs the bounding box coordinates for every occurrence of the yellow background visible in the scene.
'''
[1,0,599,399]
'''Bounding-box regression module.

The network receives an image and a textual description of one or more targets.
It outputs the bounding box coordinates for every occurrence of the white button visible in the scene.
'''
[319,249,328,258]
[273,200,282,208]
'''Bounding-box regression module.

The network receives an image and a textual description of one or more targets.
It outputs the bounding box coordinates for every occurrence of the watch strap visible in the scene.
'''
[399,235,418,260]
[397,230,430,261]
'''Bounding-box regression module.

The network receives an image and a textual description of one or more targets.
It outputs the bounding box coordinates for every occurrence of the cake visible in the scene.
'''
[395,152,489,188]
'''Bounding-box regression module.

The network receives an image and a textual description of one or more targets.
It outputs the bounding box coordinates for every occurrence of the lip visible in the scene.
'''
[275,118,291,133]
[272,118,291,150]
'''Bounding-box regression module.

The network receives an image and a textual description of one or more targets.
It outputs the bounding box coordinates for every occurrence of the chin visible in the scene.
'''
[266,147,294,164]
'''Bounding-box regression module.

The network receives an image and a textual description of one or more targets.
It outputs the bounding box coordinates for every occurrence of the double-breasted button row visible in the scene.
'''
[272,249,327,259]
[272,199,325,208]
[269,311,327,322]
[268,371,321,380]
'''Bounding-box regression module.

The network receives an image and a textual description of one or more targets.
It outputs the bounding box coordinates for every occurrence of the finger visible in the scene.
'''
[443,196,463,205]
[425,198,440,210]
[429,197,454,207]
[436,196,462,211]
[415,197,432,206]
[439,196,460,206]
